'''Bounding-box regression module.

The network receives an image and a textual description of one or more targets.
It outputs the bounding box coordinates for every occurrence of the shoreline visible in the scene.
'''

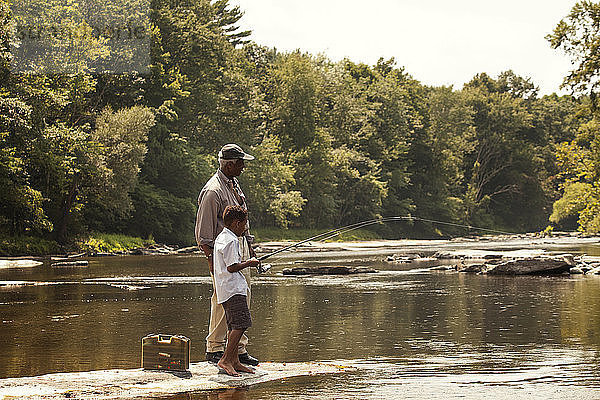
[1,232,599,262]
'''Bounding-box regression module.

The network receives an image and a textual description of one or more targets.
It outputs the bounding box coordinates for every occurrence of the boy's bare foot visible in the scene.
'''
[233,361,255,374]
[217,359,240,376]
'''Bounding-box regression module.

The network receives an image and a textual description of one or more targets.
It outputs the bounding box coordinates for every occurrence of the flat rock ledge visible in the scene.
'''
[446,254,579,275]
[0,361,350,400]
[283,266,378,275]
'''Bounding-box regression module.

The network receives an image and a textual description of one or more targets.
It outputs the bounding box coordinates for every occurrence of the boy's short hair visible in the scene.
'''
[223,205,248,225]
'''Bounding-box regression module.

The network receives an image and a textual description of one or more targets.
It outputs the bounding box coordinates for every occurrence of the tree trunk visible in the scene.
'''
[56,176,78,244]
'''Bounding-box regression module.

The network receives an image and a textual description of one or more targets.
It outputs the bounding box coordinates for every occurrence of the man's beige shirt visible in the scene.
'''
[195,169,250,248]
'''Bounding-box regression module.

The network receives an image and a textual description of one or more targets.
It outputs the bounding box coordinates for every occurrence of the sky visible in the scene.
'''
[229,0,579,95]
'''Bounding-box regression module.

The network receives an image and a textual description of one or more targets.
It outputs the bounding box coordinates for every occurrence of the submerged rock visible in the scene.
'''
[384,253,437,263]
[282,266,378,275]
[51,260,88,267]
[90,252,117,257]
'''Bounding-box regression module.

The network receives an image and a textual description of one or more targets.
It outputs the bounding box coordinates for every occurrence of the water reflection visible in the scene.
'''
[1,249,600,398]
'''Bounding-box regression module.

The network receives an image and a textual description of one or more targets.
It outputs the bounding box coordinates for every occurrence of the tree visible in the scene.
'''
[84,106,155,232]
[547,1,600,105]
[330,146,387,225]
[551,118,600,233]
[461,73,551,231]
[422,86,476,231]
[238,135,305,228]
[0,97,50,234]
[548,1,600,233]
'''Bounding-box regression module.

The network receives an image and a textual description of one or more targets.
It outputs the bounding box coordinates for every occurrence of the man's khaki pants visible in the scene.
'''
[206,236,251,354]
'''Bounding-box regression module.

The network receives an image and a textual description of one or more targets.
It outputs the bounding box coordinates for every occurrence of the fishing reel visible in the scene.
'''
[257,263,271,274]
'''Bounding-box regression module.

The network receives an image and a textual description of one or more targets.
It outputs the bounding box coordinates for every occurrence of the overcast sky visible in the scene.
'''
[230,0,579,95]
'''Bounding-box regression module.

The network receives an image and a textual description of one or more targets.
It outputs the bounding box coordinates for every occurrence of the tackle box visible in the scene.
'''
[141,334,190,371]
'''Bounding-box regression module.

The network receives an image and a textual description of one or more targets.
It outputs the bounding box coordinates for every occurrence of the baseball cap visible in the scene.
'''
[218,143,255,160]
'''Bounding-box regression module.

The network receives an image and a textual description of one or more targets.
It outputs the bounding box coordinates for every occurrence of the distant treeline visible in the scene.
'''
[1,0,599,246]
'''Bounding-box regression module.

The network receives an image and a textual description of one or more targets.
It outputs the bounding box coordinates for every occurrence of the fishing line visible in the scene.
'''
[257,215,513,264]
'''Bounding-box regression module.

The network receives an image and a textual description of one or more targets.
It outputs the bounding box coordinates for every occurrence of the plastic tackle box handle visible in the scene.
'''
[158,335,173,343]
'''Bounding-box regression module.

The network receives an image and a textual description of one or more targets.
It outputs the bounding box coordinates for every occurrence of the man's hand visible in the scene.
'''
[200,244,214,274]
[208,257,214,274]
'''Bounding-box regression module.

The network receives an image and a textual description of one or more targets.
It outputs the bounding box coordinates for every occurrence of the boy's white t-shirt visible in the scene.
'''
[213,227,249,304]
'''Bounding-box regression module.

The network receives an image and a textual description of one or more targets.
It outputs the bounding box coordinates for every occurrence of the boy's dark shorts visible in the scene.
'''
[222,294,252,331]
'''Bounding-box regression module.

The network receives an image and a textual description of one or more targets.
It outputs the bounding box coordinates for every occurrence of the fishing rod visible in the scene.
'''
[257,216,405,262]
[257,215,513,264]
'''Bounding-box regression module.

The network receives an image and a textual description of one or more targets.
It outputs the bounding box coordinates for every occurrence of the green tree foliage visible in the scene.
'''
[0,98,50,234]
[84,106,155,231]
[238,135,305,228]
[0,0,595,247]
[460,73,552,231]
[128,181,197,244]
[551,118,600,233]
[548,1,600,233]
[421,86,476,232]
[547,1,600,104]
[330,147,387,225]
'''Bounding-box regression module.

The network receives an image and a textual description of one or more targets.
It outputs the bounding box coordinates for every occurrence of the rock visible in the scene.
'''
[577,262,594,273]
[384,253,424,263]
[51,261,88,267]
[51,253,86,261]
[587,266,600,275]
[90,252,117,257]
[0,259,43,269]
[282,266,378,275]
[414,257,438,262]
[457,263,492,274]
[429,265,456,271]
[486,256,572,275]
[432,251,459,259]
[175,246,200,254]
[570,267,584,274]
[555,254,576,266]
[483,254,503,259]
[0,361,349,400]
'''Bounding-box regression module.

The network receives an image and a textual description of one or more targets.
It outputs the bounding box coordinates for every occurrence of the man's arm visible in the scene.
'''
[246,238,256,258]
[195,190,220,248]
[195,190,220,272]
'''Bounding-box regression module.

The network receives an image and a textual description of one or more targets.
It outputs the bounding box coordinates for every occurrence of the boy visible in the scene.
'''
[212,205,260,376]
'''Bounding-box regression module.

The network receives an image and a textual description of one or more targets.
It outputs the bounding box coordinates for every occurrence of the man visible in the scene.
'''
[195,143,259,366]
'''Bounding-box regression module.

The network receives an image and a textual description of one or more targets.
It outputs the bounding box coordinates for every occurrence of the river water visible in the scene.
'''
[1,238,600,399]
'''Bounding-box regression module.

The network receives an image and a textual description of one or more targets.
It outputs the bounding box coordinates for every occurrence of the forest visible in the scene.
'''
[1,0,600,252]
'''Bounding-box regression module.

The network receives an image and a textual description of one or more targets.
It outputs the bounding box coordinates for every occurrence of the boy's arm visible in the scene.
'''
[227,258,260,273]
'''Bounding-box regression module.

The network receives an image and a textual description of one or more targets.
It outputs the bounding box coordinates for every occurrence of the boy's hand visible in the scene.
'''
[248,257,260,268]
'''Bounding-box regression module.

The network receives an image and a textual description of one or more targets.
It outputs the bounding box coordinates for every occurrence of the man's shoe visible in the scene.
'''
[206,351,224,363]
[238,352,259,366]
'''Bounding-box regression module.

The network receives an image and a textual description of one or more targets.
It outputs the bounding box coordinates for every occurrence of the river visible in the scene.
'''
[1,237,600,399]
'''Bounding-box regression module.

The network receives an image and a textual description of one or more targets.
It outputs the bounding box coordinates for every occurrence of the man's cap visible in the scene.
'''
[218,143,255,160]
